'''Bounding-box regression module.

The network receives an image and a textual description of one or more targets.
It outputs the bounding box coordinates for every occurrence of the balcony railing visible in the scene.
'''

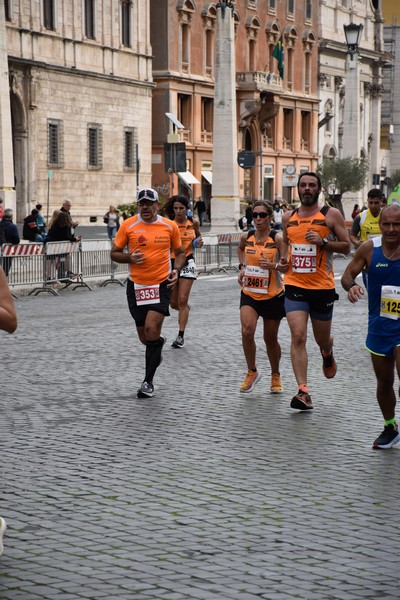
[264,137,274,149]
[181,129,191,143]
[282,137,292,150]
[300,139,310,152]
[236,71,282,93]
[201,131,213,145]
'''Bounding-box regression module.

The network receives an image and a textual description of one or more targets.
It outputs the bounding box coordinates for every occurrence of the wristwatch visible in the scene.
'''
[321,237,329,247]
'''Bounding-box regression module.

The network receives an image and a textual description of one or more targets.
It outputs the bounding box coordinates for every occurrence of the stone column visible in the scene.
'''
[341,54,361,159]
[210,3,240,233]
[0,2,16,212]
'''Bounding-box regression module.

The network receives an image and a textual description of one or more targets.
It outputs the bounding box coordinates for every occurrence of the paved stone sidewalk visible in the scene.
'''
[1,263,399,599]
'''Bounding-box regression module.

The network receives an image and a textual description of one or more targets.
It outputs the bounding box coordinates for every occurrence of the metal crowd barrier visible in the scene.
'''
[195,233,240,275]
[1,233,241,295]
[32,241,92,296]
[80,239,128,286]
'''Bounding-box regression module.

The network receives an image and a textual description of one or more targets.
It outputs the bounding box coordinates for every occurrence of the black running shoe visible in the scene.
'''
[373,424,400,449]
[321,350,337,378]
[171,335,184,348]
[137,381,154,398]
[290,390,313,410]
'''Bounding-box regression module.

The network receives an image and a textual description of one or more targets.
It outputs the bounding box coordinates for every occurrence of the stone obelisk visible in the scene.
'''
[0,2,16,212]
[210,2,240,233]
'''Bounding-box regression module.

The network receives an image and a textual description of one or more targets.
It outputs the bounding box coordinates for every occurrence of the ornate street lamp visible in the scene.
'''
[341,21,364,204]
[343,23,363,60]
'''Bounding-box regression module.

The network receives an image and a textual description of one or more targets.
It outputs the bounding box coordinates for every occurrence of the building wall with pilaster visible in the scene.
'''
[150,0,319,208]
[5,0,153,222]
[318,0,384,215]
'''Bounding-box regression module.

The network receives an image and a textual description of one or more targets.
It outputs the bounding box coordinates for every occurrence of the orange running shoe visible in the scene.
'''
[270,373,283,393]
[240,370,261,393]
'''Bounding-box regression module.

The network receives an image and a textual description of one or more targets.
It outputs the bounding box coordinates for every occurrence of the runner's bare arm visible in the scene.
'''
[280,211,291,258]
[349,215,362,247]
[0,267,17,333]
[192,219,204,248]
[341,241,372,302]
[110,243,144,264]
[172,245,186,272]
[237,233,247,285]
[325,208,351,255]
[167,244,186,288]
[275,233,290,273]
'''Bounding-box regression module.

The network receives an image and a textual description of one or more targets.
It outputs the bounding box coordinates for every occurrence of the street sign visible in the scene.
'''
[372,173,380,185]
[164,142,186,173]
[237,150,256,169]
[282,173,298,187]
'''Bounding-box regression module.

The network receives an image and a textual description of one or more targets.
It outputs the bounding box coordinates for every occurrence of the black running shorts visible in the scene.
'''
[284,285,338,321]
[240,291,285,320]
[127,278,171,327]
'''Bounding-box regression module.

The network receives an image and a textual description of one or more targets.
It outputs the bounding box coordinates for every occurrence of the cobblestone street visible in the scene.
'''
[1,261,399,599]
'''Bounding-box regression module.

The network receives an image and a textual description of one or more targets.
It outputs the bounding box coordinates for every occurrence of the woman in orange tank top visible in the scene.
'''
[169,195,203,348]
[237,200,289,395]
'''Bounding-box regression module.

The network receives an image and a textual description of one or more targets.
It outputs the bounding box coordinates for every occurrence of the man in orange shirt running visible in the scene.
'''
[111,188,186,398]
[282,172,350,410]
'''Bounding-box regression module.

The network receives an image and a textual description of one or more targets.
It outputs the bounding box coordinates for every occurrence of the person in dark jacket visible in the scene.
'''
[46,211,81,279]
[23,209,45,242]
[0,209,20,276]
[46,210,80,244]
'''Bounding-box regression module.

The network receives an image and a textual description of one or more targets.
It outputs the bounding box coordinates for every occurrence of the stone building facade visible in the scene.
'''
[150,0,319,210]
[3,0,153,223]
[318,0,384,214]
[381,0,400,182]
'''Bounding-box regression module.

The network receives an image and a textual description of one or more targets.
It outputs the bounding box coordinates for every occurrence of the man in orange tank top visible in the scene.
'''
[282,173,350,410]
[111,188,186,399]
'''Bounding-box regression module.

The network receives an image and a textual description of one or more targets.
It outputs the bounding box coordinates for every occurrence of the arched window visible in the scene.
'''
[177,0,196,74]
[245,16,260,72]
[302,30,316,95]
[323,144,337,159]
[284,25,298,91]
[265,21,280,74]
[121,0,132,47]
[201,4,217,77]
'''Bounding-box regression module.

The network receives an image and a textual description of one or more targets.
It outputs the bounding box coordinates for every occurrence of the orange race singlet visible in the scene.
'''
[285,207,335,290]
[242,231,284,301]
[114,214,182,285]
[172,219,196,258]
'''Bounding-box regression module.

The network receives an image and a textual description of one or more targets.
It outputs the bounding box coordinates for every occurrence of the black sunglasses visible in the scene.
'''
[137,189,157,201]
[252,211,270,219]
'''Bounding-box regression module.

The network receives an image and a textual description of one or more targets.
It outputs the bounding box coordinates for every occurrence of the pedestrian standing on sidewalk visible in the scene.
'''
[169,195,203,349]
[0,264,18,555]
[0,209,20,277]
[341,204,400,449]
[281,172,350,411]
[103,205,120,242]
[60,199,79,230]
[237,201,289,394]
[110,188,186,398]
[194,198,206,226]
